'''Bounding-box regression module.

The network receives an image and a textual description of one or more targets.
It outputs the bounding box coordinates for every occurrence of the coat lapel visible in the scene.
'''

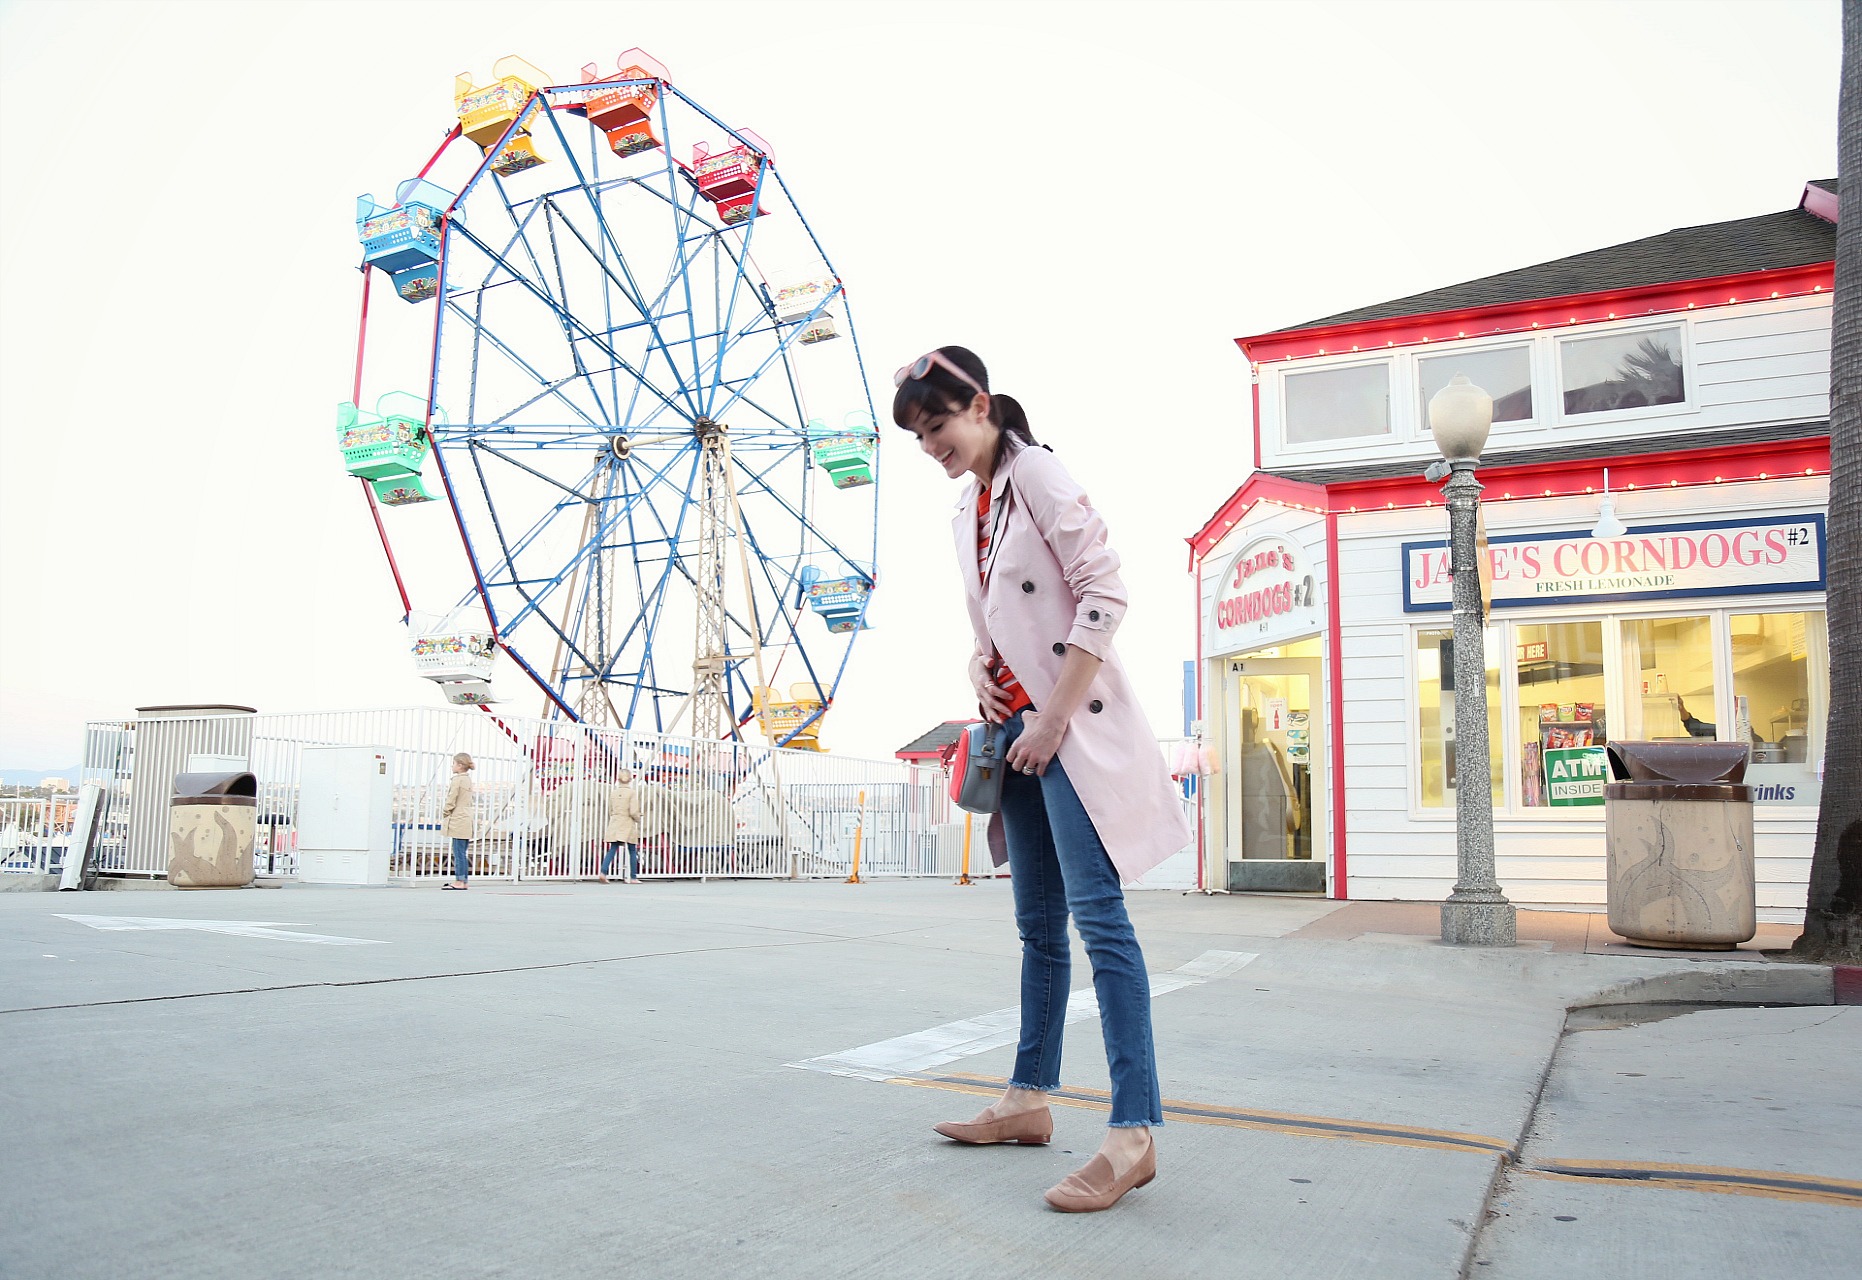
[979,451,1017,591]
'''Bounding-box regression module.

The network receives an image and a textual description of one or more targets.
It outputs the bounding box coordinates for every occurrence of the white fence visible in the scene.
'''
[79,706,983,884]
[0,796,78,875]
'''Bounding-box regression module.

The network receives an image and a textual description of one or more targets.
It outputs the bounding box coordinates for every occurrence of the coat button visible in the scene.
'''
[1052,642,1066,655]
[1089,699,1104,713]
[1022,581,1035,593]
[1089,609,1101,621]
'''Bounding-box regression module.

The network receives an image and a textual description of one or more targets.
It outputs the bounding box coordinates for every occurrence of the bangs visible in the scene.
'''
[890,371,970,429]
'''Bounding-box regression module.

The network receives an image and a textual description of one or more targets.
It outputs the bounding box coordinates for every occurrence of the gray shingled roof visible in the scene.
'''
[1280,197,1836,333]
[1262,421,1828,486]
[895,720,975,757]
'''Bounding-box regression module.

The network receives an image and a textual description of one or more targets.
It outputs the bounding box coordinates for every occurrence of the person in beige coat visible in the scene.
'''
[442,753,475,890]
[894,345,1190,1214]
[600,768,641,882]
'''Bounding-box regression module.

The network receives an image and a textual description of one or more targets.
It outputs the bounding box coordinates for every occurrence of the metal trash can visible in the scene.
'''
[1603,741,1755,949]
[168,771,257,888]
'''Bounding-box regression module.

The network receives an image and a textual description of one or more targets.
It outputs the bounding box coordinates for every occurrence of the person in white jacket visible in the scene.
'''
[441,753,474,890]
[601,768,641,882]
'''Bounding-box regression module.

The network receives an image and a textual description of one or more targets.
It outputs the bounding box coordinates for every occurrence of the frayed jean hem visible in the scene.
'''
[1007,1080,1056,1093]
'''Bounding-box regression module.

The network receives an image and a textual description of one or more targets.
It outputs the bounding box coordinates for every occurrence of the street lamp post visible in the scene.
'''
[1428,375,1517,947]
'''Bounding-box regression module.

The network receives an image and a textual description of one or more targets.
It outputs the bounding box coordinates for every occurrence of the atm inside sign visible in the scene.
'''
[1545,746,1608,807]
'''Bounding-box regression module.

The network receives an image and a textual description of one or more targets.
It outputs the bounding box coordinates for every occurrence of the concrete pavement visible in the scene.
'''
[0,880,1852,1279]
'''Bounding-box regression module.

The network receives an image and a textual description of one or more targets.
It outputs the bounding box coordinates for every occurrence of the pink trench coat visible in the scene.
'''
[953,444,1192,884]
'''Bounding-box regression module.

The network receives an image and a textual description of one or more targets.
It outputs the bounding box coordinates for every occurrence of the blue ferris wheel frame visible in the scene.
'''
[368,73,881,742]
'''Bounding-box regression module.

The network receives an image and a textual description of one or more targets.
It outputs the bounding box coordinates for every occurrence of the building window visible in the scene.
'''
[1731,611,1828,807]
[1416,627,1501,808]
[1559,325,1686,416]
[1283,362,1391,445]
[1419,345,1533,425]
[1517,621,1607,808]
[1618,616,1718,740]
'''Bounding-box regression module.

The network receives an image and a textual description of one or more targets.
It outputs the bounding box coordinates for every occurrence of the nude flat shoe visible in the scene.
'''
[932,1108,1053,1146]
[1043,1136,1156,1212]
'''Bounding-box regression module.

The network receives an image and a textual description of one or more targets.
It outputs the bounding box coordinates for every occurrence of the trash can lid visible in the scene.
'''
[1605,740,1749,785]
[171,771,258,804]
[1604,781,1752,802]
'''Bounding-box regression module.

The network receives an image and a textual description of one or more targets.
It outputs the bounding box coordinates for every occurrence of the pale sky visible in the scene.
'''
[0,0,1840,768]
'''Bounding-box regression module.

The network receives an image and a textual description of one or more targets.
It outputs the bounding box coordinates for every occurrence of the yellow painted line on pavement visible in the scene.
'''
[1521,1159,1862,1209]
[891,1074,1860,1207]
[892,1072,1514,1156]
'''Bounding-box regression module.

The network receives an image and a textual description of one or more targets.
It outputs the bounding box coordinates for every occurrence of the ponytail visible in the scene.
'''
[989,393,1041,452]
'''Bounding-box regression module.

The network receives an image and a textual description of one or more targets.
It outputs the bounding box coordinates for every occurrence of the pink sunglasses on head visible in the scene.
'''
[893,350,986,399]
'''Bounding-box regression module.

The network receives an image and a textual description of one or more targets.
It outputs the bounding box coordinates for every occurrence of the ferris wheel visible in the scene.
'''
[340,51,879,749]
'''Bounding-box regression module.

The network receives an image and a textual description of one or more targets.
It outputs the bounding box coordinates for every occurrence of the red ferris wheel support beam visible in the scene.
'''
[350,266,414,620]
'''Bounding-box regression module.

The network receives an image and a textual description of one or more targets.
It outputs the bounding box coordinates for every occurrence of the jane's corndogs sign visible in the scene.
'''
[1403,516,1824,612]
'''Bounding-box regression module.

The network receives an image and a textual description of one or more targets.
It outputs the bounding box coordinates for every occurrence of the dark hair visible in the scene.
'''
[890,345,1039,456]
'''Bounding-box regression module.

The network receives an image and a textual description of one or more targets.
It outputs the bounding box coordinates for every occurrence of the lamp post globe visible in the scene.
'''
[1429,373,1494,463]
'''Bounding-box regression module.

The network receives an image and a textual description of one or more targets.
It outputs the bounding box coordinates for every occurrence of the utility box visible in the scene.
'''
[296,747,393,885]
[1603,741,1756,950]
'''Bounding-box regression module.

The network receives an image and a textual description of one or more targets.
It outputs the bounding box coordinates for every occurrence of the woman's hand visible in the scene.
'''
[1006,709,1065,777]
[970,654,1014,723]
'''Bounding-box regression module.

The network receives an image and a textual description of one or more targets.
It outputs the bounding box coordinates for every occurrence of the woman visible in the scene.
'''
[441,752,475,890]
[601,767,641,883]
[893,346,1191,1213]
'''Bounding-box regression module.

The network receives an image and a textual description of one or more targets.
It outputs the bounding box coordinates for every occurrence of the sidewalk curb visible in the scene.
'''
[1457,958,1839,1275]
[1570,962,1836,1010]
[0,874,61,893]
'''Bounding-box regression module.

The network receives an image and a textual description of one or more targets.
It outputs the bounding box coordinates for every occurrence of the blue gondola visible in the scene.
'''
[356,178,457,303]
[799,565,874,633]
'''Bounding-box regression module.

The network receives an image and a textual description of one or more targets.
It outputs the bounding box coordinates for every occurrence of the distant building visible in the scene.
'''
[41,778,71,794]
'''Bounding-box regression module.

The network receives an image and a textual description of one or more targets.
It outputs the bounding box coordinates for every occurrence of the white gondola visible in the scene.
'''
[411,626,499,705]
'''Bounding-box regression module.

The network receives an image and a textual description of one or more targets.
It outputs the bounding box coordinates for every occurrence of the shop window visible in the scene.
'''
[1731,611,1828,807]
[1517,621,1608,808]
[1238,636,1323,659]
[1283,362,1391,445]
[1416,627,1501,808]
[1617,615,1719,745]
[1559,325,1686,416]
[1419,345,1532,425]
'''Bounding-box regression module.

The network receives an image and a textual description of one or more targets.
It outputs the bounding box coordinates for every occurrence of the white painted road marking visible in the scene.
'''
[793,948,1258,1081]
[55,915,388,947]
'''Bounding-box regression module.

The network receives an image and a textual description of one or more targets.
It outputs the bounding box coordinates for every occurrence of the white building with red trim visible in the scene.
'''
[1189,180,1836,919]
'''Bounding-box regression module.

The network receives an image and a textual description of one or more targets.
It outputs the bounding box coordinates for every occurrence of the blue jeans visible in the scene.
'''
[601,841,637,878]
[998,711,1162,1127]
[451,838,470,882]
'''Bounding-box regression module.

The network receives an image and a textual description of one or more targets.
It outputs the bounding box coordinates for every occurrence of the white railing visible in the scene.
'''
[80,706,973,883]
[0,796,78,875]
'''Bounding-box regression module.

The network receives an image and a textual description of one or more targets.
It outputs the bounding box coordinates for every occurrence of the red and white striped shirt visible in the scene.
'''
[978,489,1034,715]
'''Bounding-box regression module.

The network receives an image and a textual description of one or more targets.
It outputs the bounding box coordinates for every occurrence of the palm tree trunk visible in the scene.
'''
[1798,0,1862,962]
